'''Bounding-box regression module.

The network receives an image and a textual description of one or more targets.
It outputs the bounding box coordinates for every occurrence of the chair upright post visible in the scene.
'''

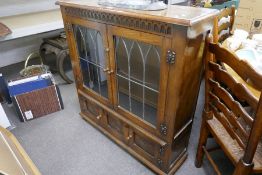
[234,96,262,175]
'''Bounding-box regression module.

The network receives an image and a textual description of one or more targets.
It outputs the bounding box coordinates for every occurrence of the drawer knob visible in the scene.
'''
[103,68,110,72]
[127,134,133,140]
[105,48,110,52]
[107,70,114,75]
[96,115,102,120]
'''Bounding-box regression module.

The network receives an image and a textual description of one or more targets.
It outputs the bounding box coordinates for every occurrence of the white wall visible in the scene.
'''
[0,30,62,67]
[0,0,63,67]
[0,0,58,18]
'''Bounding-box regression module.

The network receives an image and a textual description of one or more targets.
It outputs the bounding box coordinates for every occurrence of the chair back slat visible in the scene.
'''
[196,40,262,173]
[218,7,235,20]
[209,61,258,110]
[209,43,262,90]
[205,42,262,166]
[218,21,231,33]
[218,33,230,43]
[208,78,254,126]
[213,6,235,43]
[209,102,246,148]
[209,92,249,139]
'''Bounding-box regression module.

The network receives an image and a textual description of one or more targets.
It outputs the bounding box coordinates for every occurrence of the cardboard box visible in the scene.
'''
[234,0,262,34]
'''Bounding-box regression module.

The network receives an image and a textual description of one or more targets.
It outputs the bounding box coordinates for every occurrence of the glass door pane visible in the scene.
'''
[73,24,109,99]
[114,36,161,126]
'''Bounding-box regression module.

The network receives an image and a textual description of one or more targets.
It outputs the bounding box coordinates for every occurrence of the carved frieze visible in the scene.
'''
[64,7,172,35]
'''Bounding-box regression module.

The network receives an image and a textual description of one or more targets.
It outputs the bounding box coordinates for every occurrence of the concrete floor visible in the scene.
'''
[0,61,258,175]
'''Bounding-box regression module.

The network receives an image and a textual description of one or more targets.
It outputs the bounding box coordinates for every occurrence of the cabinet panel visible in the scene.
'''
[79,90,167,168]
[103,107,167,168]
[71,20,113,106]
[108,26,170,131]
[104,112,128,143]
[127,126,167,169]
[61,3,216,174]
[79,94,103,124]
[115,36,160,127]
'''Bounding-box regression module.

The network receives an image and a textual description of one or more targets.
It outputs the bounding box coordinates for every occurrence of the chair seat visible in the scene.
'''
[207,117,262,173]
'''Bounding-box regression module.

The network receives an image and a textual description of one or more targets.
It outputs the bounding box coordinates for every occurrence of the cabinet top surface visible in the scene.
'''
[57,0,218,26]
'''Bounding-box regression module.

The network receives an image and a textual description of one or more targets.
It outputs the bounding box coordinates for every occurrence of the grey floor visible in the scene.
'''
[1,61,258,175]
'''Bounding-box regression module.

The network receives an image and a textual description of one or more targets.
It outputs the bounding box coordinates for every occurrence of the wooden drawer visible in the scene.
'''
[79,94,103,123]
[102,109,167,168]
[78,91,168,171]
[127,126,167,169]
[104,112,128,144]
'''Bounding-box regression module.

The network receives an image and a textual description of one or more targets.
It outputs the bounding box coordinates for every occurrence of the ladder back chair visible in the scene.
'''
[195,39,262,175]
[213,6,235,43]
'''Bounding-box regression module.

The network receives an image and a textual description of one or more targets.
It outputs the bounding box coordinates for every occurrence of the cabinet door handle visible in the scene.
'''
[107,70,114,74]
[103,68,110,72]
[105,48,110,52]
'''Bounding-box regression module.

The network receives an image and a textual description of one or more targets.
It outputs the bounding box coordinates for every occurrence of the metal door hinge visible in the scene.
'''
[160,123,168,136]
[65,22,72,32]
[166,50,176,64]
[159,144,167,155]
[157,158,163,168]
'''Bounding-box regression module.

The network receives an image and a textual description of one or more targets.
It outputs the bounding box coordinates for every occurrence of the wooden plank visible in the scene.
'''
[203,146,222,175]
[209,92,249,139]
[57,0,219,27]
[209,103,246,148]
[209,43,262,90]
[209,61,258,110]
[208,78,253,126]
[218,33,230,43]
[0,126,41,175]
[218,21,231,33]
[218,8,234,20]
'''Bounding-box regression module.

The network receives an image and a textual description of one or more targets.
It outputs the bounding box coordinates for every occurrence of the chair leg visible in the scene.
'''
[233,159,254,175]
[195,116,209,168]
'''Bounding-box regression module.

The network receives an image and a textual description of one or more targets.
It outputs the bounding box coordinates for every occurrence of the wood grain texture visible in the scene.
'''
[209,62,258,110]
[57,0,218,26]
[209,43,262,90]
[59,2,217,174]
[0,126,41,175]
[213,6,235,43]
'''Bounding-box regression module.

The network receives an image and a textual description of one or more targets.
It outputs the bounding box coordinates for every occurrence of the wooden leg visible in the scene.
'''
[195,114,210,168]
[233,159,254,175]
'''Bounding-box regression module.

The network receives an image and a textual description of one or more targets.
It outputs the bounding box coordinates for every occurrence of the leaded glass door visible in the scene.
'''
[108,26,170,130]
[72,22,113,105]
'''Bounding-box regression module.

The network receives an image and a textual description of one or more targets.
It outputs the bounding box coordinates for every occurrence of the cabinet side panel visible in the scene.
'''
[173,33,205,134]
[165,25,207,166]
